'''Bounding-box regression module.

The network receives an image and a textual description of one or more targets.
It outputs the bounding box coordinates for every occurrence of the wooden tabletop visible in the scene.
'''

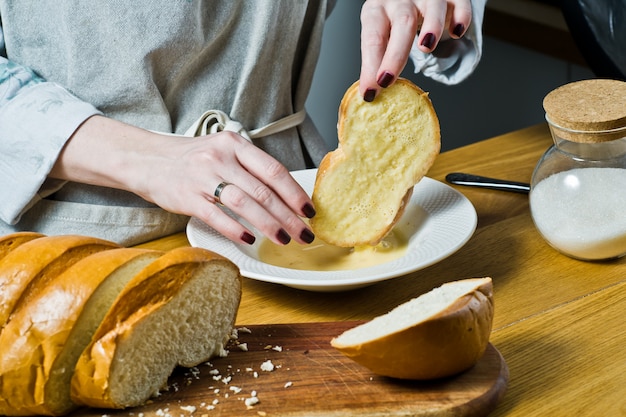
[138,123,626,416]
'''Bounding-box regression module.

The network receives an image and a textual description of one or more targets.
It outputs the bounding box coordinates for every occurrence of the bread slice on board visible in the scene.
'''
[331,277,493,380]
[310,78,440,247]
[70,246,242,409]
[0,232,45,262]
[0,248,164,416]
[0,235,120,328]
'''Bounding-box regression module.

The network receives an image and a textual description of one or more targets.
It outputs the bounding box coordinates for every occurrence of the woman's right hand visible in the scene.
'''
[359,0,473,100]
[50,115,316,246]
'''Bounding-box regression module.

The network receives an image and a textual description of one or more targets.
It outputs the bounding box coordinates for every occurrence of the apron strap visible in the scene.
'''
[184,109,307,141]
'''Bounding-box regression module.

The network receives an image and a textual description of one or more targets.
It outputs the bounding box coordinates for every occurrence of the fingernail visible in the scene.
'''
[300,228,315,244]
[377,71,394,88]
[302,203,316,219]
[240,231,256,245]
[276,228,291,245]
[364,88,376,102]
[453,23,465,38]
[421,33,436,49]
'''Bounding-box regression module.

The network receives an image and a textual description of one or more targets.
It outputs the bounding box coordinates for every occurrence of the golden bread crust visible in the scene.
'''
[331,278,493,380]
[0,248,163,416]
[70,246,242,409]
[0,235,120,327]
[0,232,45,262]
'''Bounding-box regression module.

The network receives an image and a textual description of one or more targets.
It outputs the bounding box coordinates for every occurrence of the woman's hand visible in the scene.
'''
[51,116,316,246]
[359,0,473,101]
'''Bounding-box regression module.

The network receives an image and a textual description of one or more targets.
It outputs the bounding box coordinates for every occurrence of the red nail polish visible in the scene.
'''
[377,71,394,88]
[302,203,316,219]
[300,228,315,244]
[453,23,465,38]
[364,88,376,102]
[241,232,256,245]
[421,33,436,49]
[276,229,291,245]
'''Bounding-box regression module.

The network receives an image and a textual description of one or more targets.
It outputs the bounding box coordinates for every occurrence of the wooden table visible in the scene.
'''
[138,123,626,416]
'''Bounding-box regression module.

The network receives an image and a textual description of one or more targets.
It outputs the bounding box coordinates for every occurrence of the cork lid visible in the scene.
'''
[543,79,626,142]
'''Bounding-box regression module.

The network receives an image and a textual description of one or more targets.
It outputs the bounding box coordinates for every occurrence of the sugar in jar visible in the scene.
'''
[530,79,626,261]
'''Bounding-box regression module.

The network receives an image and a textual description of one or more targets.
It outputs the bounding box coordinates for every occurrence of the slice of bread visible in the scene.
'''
[0,235,120,328]
[0,248,164,416]
[0,232,45,262]
[70,246,242,409]
[310,78,440,247]
[331,277,493,380]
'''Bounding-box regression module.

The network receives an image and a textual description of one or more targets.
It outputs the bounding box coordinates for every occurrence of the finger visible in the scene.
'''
[233,141,316,221]
[194,199,258,245]
[447,0,472,39]
[416,0,448,53]
[375,3,419,89]
[359,1,390,101]
[213,181,314,246]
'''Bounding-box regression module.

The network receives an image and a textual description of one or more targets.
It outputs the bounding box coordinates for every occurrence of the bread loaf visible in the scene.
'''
[70,246,242,409]
[0,235,120,328]
[331,277,493,380]
[0,233,242,416]
[0,232,44,261]
[310,78,440,247]
[0,248,164,416]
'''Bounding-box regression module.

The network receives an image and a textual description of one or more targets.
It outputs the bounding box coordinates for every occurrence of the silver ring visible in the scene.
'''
[213,181,231,206]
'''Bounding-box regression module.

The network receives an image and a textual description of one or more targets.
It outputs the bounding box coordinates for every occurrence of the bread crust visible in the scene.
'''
[0,232,45,262]
[0,235,120,328]
[70,246,242,409]
[0,248,163,416]
[311,78,440,247]
[331,278,493,380]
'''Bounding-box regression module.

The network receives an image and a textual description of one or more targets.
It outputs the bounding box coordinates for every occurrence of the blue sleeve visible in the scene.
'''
[0,21,102,225]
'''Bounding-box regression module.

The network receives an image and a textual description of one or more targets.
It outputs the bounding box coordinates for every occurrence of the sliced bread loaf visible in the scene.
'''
[0,235,120,328]
[0,248,164,416]
[0,232,45,262]
[331,277,494,380]
[70,246,242,409]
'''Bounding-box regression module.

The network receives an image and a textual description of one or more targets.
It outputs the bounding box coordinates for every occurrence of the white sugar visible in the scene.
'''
[530,167,626,260]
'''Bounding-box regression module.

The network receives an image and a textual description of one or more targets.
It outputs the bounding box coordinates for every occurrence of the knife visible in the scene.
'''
[445,173,531,194]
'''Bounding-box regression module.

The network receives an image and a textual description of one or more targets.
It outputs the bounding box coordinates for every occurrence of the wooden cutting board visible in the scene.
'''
[74,322,508,417]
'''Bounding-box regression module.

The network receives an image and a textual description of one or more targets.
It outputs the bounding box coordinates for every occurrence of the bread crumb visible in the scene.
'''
[180,405,196,413]
[229,386,242,394]
[237,327,252,334]
[284,381,293,388]
[245,396,260,408]
[237,343,249,352]
[260,360,274,372]
[272,345,283,352]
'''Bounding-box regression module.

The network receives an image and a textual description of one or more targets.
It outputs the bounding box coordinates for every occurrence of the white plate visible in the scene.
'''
[187,169,477,292]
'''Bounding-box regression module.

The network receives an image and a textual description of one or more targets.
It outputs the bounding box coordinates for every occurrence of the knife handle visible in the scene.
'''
[445,173,531,194]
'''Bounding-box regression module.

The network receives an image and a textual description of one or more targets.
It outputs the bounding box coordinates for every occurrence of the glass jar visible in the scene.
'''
[529,79,626,261]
